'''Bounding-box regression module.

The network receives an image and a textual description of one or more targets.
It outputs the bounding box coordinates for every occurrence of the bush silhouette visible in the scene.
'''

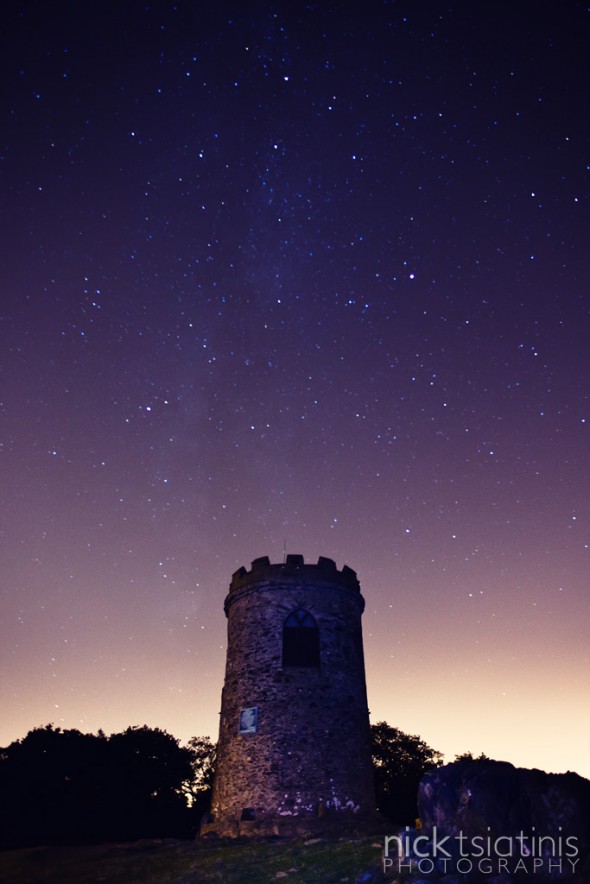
[0,725,213,847]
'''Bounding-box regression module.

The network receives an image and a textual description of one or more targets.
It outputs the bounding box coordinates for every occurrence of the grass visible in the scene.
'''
[0,836,386,883]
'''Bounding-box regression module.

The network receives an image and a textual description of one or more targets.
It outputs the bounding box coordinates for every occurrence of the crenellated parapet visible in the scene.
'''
[225,554,363,616]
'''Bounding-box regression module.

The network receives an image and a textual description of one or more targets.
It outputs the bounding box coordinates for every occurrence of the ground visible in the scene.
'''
[0,836,387,883]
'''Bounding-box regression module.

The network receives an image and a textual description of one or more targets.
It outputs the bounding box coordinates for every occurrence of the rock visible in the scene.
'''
[417,760,590,880]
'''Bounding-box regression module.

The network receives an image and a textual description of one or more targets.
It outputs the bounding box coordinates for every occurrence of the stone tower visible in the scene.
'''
[201,554,376,837]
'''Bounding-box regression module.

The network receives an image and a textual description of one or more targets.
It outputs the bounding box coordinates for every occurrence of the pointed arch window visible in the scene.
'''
[282,609,320,668]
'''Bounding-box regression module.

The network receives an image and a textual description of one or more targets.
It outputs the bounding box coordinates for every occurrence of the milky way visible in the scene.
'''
[1,1,588,776]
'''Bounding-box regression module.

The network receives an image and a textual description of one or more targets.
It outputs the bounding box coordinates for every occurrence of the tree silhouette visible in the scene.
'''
[99,726,196,841]
[454,750,492,762]
[371,721,443,824]
[0,725,212,847]
[0,725,105,847]
[183,736,216,818]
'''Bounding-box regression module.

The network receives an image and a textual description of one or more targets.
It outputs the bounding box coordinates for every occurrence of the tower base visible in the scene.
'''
[200,808,384,840]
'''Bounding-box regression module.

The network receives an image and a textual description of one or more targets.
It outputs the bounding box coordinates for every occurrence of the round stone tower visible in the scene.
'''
[201,554,376,838]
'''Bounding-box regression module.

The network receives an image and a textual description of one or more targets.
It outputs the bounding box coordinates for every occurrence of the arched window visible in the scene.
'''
[282,609,320,667]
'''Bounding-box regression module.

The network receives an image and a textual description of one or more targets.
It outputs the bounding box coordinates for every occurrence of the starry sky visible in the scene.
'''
[1,1,589,778]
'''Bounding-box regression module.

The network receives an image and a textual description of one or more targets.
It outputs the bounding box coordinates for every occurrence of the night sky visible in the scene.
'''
[1,1,589,778]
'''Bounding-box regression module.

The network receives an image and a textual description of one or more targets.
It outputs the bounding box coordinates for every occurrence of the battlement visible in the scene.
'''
[229,554,360,595]
[225,553,364,614]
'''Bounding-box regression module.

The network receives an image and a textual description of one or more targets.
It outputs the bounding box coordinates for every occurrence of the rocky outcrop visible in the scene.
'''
[413,760,590,881]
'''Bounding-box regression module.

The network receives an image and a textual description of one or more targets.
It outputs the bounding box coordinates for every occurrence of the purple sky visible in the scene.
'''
[1,1,588,777]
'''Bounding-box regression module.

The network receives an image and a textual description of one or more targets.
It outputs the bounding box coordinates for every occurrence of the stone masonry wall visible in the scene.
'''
[204,555,376,837]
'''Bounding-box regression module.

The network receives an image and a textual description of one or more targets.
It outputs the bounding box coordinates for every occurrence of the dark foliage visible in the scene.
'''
[371,721,443,824]
[0,725,214,848]
[1,719,446,846]
[454,750,491,762]
[183,736,217,820]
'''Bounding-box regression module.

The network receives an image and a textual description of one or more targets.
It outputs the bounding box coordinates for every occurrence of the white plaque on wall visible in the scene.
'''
[238,706,258,734]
